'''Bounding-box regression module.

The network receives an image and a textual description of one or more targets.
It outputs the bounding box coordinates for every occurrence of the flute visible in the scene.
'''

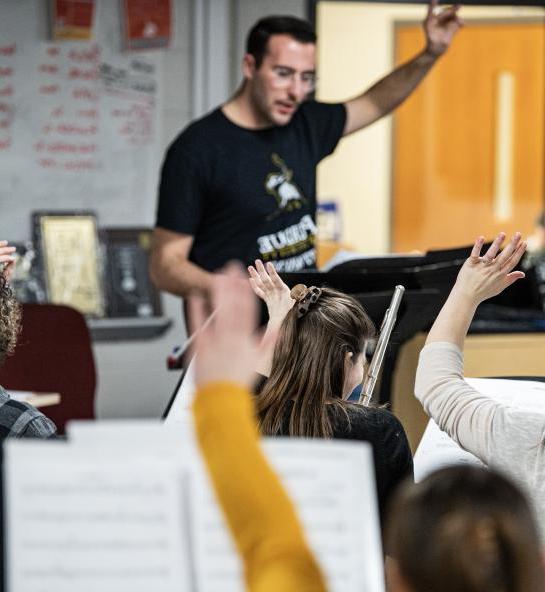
[358,285,405,406]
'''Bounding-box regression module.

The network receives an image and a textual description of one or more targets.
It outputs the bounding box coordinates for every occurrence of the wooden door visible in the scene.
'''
[392,22,544,252]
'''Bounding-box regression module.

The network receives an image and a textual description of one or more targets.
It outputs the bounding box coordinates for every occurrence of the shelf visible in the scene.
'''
[87,316,172,341]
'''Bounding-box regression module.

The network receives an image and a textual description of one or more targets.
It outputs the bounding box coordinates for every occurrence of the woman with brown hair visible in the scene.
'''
[385,465,544,592]
[248,260,413,521]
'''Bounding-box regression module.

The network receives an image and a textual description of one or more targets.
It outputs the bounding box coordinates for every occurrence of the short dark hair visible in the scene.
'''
[246,16,316,68]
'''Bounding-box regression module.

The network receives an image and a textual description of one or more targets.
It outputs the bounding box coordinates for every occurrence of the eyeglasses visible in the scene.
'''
[271,66,317,91]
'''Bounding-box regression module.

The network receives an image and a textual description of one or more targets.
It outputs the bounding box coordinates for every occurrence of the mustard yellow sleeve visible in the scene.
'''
[193,381,327,592]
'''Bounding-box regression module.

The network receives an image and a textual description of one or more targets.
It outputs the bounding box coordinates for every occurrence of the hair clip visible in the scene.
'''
[290,283,308,301]
[296,286,322,318]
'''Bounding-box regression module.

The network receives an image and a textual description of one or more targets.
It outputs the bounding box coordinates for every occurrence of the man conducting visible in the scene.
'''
[151,0,462,297]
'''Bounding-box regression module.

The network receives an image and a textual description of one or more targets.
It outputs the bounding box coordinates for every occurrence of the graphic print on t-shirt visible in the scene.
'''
[257,213,317,271]
[265,153,306,214]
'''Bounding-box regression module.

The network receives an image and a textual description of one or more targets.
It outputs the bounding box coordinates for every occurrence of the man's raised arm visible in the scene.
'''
[343,0,462,136]
[149,227,213,298]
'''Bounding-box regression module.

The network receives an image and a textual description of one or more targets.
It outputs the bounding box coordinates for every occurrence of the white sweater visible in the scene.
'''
[415,341,545,542]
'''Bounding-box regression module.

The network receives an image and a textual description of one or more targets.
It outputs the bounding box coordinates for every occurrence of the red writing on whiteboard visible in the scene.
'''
[73,87,99,101]
[68,46,100,63]
[39,64,60,75]
[0,86,13,97]
[56,123,98,135]
[0,67,13,77]
[0,137,11,150]
[64,160,97,171]
[0,44,16,57]
[47,47,60,57]
[38,157,57,168]
[35,141,97,154]
[51,107,64,117]
[68,67,98,81]
[0,103,12,114]
[0,120,10,129]
[77,109,98,118]
[40,85,60,95]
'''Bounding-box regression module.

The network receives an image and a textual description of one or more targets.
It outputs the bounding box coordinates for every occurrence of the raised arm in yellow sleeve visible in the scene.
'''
[193,380,327,592]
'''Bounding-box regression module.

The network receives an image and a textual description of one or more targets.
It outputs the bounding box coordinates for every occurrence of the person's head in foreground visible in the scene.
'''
[385,465,544,592]
[258,285,375,438]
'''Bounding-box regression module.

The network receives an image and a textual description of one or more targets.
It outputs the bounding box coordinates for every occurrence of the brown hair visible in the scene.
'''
[386,465,543,592]
[0,273,21,367]
[257,287,375,438]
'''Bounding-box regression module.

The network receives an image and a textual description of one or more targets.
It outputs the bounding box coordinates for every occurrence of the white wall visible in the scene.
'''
[316,2,545,255]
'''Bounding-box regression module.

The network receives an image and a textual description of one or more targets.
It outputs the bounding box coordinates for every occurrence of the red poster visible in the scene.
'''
[123,0,171,51]
[52,0,95,41]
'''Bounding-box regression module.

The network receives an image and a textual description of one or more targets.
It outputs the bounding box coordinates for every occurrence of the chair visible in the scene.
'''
[0,303,96,434]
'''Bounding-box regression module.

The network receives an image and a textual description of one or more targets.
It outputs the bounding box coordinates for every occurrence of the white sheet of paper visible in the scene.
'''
[5,440,193,592]
[10,420,384,592]
[190,438,384,592]
[414,377,545,481]
[466,377,545,412]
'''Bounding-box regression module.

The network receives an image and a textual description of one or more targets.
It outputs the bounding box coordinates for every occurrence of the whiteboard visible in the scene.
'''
[0,1,162,240]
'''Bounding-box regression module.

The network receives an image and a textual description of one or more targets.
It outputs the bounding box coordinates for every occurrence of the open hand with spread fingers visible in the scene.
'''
[0,241,16,282]
[453,232,527,306]
[188,262,265,390]
[248,260,294,327]
[424,0,463,57]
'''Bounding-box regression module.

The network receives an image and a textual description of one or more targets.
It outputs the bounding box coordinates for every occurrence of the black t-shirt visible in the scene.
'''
[155,101,346,272]
[271,401,413,525]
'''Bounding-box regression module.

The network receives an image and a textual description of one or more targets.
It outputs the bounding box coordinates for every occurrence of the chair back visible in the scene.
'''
[0,303,96,434]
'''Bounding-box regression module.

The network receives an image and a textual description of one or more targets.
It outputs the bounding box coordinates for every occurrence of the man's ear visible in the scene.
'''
[242,53,256,80]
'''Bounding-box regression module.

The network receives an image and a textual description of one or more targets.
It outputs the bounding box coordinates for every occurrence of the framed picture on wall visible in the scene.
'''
[51,0,96,41]
[33,211,105,317]
[122,0,171,51]
[5,240,47,304]
[101,227,162,318]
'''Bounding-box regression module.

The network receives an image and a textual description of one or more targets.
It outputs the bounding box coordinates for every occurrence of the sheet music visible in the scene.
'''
[7,422,384,592]
[5,440,193,592]
[466,377,545,412]
[190,438,384,592]
[414,377,545,481]
[414,419,484,481]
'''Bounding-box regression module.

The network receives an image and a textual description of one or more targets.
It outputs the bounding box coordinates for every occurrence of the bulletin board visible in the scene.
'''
[0,1,162,241]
